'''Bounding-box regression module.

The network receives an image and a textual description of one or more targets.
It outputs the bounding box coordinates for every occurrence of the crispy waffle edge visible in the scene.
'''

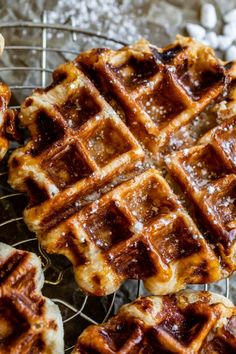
[73,290,236,354]
[0,242,64,354]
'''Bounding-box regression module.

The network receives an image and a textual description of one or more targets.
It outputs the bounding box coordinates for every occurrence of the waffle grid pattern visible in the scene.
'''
[8,32,236,297]
[0,12,234,352]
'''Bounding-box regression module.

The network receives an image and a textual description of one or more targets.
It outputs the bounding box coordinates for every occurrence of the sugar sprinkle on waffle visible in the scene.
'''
[8,36,236,296]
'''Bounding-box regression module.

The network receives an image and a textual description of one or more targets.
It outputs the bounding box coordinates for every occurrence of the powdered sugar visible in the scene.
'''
[47,0,145,46]
[207,186,215,194]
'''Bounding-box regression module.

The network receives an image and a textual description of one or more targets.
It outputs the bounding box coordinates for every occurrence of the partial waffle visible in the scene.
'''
[0,83,11,160]
[0,34,11,161]
[0,242,64,353]
[8,36,234,295]
[166,114,236,274]
[0,34,19,161]
[73,290,236,354]
[77,36,228,156]
[39,168,221,295]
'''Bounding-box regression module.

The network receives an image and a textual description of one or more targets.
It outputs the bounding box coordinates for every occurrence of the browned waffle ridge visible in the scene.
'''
[73,290,236,354]
[8,36,236,295]
[0,242,64,353]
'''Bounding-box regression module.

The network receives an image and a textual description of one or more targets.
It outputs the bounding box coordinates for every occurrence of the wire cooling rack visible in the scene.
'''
[0,10,233,353]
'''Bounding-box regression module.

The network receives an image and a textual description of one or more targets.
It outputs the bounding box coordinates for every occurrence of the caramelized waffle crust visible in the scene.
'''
[73,290,236,354]
[0,242,64,354]
[0,34,19,161]
[8,36,236,295]
[0,82,11,160]
[0,33,10,160]
[166,115,236,271]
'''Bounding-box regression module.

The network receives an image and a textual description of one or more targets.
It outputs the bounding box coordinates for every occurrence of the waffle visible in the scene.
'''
[0,242,64,353]
[0,34,20,161]
[76,35,228,156]
[0,34,11,161]
[39,168,222,295]
[73,290,236,354]
[8,36,234,295]
[166,114,236,273]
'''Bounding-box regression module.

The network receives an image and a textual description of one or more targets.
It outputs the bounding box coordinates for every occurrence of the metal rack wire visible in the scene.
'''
[0,11,232,353]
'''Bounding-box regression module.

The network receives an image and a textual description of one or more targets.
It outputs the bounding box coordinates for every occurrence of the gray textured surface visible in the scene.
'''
[0,0,236,351]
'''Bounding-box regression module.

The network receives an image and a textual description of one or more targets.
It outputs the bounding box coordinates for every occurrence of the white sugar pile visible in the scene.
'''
[186,3,236,61]
[47,0,145,44]
[45,0,236,61]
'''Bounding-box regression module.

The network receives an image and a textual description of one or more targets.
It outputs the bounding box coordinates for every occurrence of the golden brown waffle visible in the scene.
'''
[8,61,144,202]
[73,290,236,354]
[0,34,19,161]
[0,242,64,354]
[166,114,236,274]
[0,34,10,161]
[8,36,235,295]
[77,36,228,157]
[39,168,221,295]
[0,82,11,161]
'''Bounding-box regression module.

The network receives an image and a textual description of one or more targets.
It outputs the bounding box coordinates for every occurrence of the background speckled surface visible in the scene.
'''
[0,0,236,351]
[1,0,236,46]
